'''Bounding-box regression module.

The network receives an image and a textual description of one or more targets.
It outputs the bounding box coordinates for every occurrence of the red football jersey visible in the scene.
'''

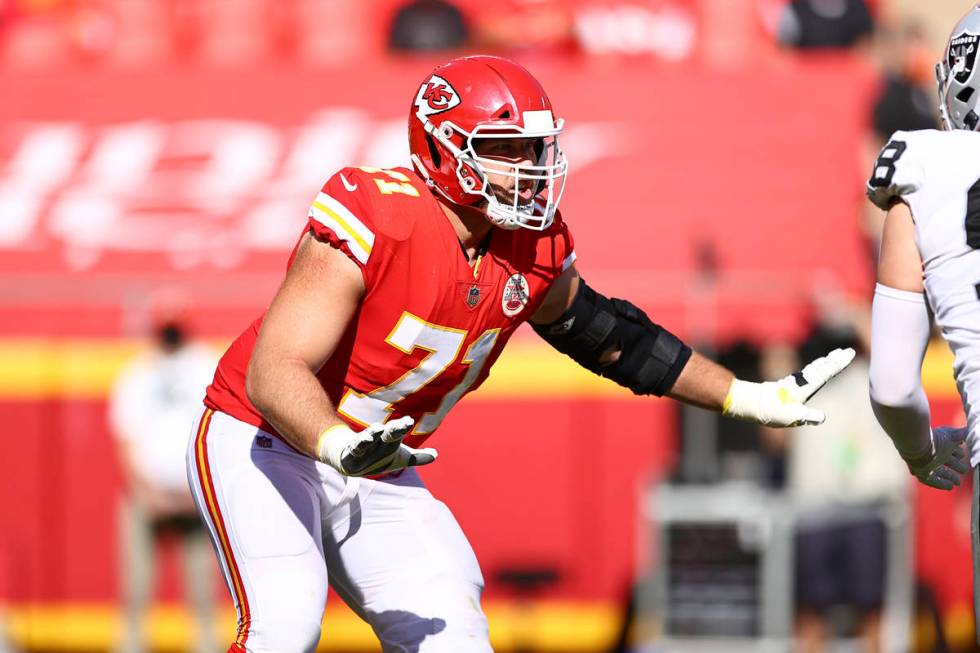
[205,166,575,448]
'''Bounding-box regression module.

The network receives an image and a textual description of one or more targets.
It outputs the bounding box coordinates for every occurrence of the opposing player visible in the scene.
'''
[866,6,980,492]
[189,55,854,652]
[866,4,980,639]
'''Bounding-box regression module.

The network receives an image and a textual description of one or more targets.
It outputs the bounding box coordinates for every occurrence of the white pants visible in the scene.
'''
[185,408,492,653]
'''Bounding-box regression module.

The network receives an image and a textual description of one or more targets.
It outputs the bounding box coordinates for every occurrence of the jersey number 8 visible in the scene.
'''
[869,140,907,189]
[873,140,980,251]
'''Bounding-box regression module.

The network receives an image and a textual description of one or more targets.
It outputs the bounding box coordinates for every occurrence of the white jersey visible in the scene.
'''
[868,128,980,454]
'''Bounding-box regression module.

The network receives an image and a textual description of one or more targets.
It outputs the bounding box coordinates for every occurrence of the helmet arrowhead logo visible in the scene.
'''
[422,83,453,109]
[414,75,461,121]
[949,32,980,84]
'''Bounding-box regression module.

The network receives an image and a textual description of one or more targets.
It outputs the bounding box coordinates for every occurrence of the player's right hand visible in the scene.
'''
[316,416,438,477]
[903,426,970,491]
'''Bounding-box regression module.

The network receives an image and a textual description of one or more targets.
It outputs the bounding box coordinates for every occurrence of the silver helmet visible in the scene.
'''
[938,4,980,130]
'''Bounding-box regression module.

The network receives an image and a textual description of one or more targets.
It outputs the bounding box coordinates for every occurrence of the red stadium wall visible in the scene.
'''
[0,56,878,343]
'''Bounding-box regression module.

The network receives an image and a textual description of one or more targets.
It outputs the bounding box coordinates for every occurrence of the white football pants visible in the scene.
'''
[185,408,492,653]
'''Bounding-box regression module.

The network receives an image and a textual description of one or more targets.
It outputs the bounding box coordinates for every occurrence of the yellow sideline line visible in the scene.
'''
[6,598,975,652]
[0,338,630,400]
[0,338,961,400]
[5,600,621,652]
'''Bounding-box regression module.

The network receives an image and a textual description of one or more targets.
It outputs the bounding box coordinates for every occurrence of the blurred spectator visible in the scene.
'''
[387,0,470,52]
[861,21,938,269]
[881,0,966,59]
[761,297,907,653]
[699,342,772,484]
[777,0,874,50]
[110,290,219,653]
[870,23,938,142]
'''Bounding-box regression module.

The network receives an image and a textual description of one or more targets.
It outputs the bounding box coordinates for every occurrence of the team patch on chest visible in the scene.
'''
[457,281,491,310]
[501,273,530,317]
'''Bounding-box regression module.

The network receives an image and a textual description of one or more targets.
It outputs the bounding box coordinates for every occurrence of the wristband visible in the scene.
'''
[316,423,355,469]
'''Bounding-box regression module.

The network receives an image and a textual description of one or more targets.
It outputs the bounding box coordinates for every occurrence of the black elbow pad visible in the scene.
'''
[531,279,691,396]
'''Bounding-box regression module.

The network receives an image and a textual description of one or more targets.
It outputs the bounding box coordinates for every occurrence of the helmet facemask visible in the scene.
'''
[936,59,955,130]
[424,113,568,231]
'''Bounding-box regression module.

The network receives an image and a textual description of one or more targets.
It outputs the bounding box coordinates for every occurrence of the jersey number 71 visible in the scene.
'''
[336,312,500,435]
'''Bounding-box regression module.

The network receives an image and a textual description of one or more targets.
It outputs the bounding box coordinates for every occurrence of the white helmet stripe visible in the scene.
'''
[522,110,555,131]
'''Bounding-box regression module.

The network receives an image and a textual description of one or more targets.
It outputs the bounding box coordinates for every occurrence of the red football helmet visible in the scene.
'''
[408,55,568,231]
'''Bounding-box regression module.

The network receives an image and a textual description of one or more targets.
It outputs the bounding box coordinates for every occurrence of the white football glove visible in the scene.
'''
[316,416,437,477]
[722,347,856,427]
[901,426,970,491]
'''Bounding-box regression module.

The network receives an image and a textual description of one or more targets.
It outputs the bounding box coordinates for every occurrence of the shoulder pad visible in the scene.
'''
[330,166,427,242]
[866,130,924,210]
[309,169,382,267]
[310,166,430,259]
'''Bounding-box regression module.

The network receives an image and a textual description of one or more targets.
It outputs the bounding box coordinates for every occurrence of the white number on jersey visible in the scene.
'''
[336,312,498,435]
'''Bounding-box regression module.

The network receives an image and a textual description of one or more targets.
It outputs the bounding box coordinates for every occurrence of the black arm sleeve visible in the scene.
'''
[531,278,692,396]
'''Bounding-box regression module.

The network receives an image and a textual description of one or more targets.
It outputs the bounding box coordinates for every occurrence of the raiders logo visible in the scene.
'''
[414,74,461,121]
[501,273,530,317]
[949,32,980,84]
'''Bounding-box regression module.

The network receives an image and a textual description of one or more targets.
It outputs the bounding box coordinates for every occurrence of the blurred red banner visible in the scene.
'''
[0,56,876,342]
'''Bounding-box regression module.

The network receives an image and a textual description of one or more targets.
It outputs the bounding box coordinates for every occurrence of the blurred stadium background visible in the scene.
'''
[1,0,978,651]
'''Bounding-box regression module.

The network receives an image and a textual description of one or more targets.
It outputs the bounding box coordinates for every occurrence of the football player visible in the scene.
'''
[867,4,980,639]
[189,56,855,653]
[866,5,979,492]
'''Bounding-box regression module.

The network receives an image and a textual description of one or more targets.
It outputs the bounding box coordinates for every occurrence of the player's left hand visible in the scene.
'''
[903,426,971,490]
[722,347,856,427]
[317,416,438,477]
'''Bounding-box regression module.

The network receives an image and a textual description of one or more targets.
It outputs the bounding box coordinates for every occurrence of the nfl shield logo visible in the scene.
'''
[458,281,487,310]
[949,32,980,83]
